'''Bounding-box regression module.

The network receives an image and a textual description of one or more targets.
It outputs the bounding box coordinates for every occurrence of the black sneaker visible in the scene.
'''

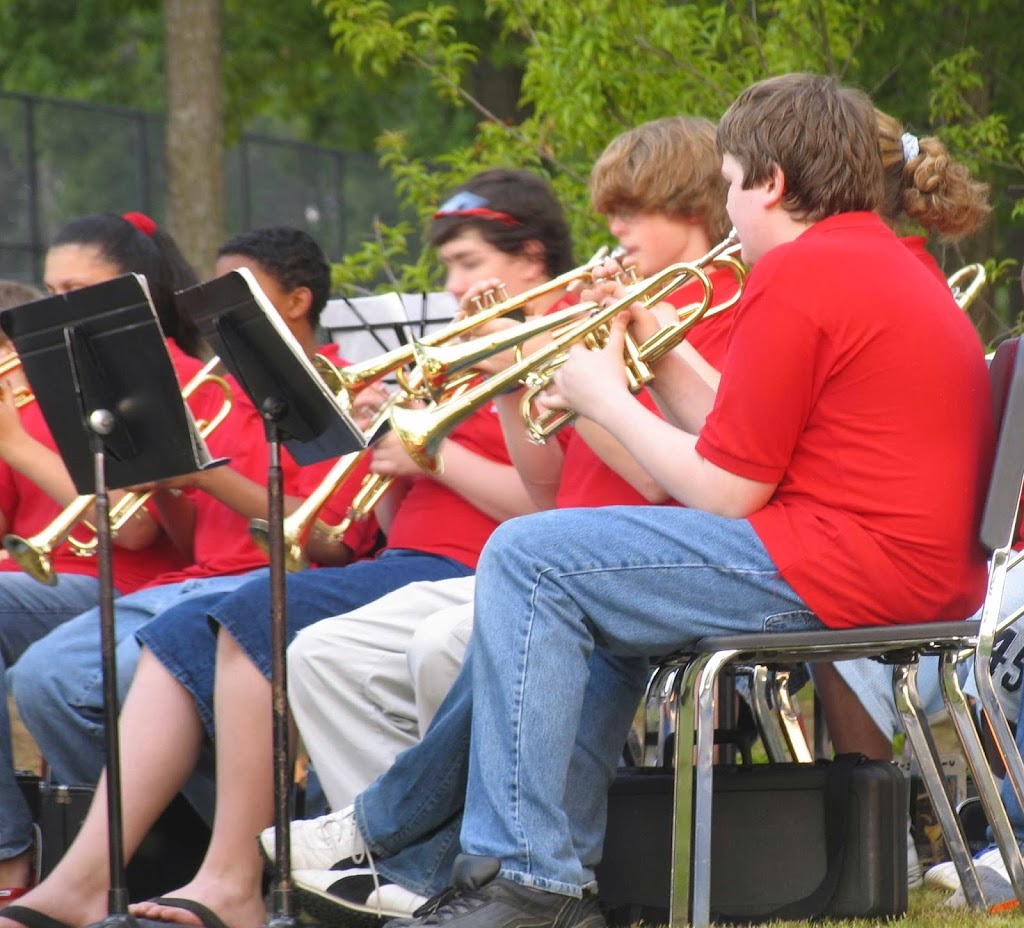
[383,854,607,928]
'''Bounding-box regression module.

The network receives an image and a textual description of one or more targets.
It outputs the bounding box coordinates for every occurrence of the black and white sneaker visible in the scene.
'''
[259,804,368,871]
[384,854,607,928]
[294,866,429,928]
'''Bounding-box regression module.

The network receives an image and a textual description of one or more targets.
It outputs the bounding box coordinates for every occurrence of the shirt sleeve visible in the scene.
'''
[695,270,831,484]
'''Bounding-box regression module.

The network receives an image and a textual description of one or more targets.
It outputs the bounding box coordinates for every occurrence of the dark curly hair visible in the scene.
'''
[217,226,331,327]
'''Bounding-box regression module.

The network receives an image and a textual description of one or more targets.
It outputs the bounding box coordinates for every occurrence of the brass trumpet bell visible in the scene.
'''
[947,263,987,312]
[2,356,233,584]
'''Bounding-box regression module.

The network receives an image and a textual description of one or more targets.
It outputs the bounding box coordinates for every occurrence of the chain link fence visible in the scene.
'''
[0,91,400,285]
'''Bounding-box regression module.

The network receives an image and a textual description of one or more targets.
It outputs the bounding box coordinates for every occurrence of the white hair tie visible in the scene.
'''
[901,131,920,163]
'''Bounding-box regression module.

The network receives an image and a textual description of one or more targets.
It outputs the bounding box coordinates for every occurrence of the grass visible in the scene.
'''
[15,696,1024,926]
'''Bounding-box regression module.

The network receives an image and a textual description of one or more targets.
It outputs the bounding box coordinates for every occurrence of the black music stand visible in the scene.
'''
[176,269,370,927]
[0,274,224,927]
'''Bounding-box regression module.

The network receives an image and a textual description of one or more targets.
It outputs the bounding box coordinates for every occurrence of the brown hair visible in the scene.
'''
[717,73,884,222]
[0,280,43,311]
[429,169,574,277]
[876,110,991,242]
[0,279,43,350]
[589,117,731,243]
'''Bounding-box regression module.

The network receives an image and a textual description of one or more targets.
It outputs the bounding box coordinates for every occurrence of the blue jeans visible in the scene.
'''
[0,573,108,860]
[142,550,473,735]
[10,572,262,793]
[355,507,819,896]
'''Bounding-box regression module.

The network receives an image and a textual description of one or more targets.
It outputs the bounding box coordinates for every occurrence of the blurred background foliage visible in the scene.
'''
[0,0,1021,339]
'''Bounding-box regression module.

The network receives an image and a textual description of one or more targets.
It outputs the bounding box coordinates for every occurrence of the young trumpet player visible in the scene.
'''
[267,117,743,922]
[274,74,990,928]
[0,210,219,901]
[0,171,567,928]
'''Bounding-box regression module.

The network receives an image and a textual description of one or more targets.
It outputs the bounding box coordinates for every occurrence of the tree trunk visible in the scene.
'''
[164,0,224,278]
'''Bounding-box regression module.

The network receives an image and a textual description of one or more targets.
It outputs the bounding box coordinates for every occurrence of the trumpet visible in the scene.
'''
[0,353,35,408]
[2,357,233,585]
[947,263,987,312]
[324,246,615,408]
[523,239,747,440]
[389,256,720,474]
[248,401,394,572]
[411,302,601,399]
[388,233,742,470]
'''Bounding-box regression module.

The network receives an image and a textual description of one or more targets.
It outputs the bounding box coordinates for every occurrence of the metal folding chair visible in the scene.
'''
[661,336,1024,927]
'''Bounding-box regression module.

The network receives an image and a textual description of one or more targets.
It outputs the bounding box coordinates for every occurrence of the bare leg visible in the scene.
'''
[0,851,31,890]
[0,649,204,928]
[813,662,893,760]
[131,630,272,928]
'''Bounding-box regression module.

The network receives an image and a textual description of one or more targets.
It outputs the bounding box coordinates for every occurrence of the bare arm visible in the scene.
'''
[370,430,539,524]
[0,390,162,550]
[542,315,775,517]
[493,390,564,510]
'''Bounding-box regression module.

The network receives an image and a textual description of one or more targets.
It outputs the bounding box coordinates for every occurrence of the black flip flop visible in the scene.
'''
[0,906,73,928]
[134,897,231,928]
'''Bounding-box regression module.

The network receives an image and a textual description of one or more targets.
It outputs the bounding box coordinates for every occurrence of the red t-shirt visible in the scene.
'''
[901,236,947,284]
[696,212,992,628]
[142,345,367,585]
[553,266,739,508]
[383,401,510,569]
[0,340,209,592]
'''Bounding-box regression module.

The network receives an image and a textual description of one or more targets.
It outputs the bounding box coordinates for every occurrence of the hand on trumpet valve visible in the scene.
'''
[351,382,390,428]
[455,279,510,324]
[0,381,25,446]
[454,280,519,333]
[370,430,430,478]
[542,314,632,424]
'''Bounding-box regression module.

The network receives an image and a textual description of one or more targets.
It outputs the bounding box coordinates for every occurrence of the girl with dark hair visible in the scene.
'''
[0,212,209,901]
[47,212,204,358]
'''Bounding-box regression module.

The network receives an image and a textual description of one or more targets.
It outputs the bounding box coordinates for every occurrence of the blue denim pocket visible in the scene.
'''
[763,610,824,634]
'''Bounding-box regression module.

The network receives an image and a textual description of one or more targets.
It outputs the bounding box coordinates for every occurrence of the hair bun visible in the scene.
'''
[122,211,157,236]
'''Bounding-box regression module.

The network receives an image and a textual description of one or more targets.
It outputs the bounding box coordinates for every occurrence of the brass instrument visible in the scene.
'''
[3,357,233,585]
[248,401,395,572]
[947,263,987,312]
[412,302,600,399]
[323,246,615,408]
[387,232,742,470]
[0,353,35,408]
[523,240,747,441]
[389,256,720,475]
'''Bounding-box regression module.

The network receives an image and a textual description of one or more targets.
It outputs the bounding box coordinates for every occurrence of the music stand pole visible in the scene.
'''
[261,400,300,928]
[90,410,142,928]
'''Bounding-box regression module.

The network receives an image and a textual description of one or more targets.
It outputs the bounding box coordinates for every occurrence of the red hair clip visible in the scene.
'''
[122,211,157,236]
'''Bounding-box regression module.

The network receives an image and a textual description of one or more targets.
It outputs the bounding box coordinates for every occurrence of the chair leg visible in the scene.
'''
[894,662,986,909]
[750,665,790,763]
[940,648,1024,904]
[974,555,1024,851]
[644,663,679,767]
[671,649,738,928]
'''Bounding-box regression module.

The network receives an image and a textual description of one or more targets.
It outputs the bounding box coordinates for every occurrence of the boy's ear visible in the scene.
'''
[763,164,786,208]
[521,239,547,277]
[286,285,315,322]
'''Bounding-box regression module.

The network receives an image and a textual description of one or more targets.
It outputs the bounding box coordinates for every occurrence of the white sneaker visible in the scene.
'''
[258,804,368,871]
[294,866,428,926]
[945,861,1016,910]
[924,845,1005,892]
